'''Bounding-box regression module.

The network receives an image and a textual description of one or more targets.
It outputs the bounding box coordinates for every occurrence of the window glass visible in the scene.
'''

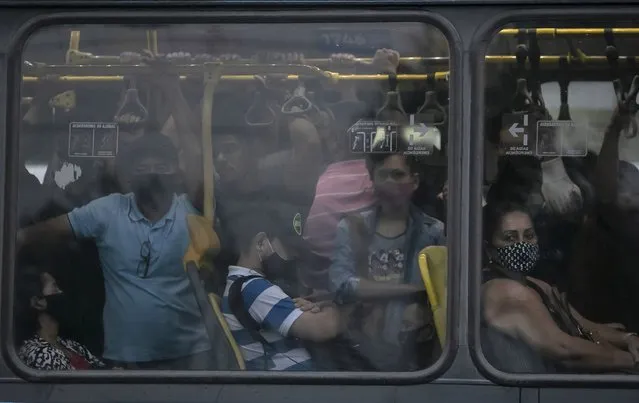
[15,22,450,373]
[482,23,639,375]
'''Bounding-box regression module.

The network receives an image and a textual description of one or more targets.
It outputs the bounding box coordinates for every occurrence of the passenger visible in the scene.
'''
[570,102,639,331]
[17,267,106,370]
[20,85,61,226]
[222,210,340,371]
[17,133,214,370]
[482,202,639,372]
[213,104,323,277]
[329,137,445,358]
[302,50,400,290]
[487,155,587,289]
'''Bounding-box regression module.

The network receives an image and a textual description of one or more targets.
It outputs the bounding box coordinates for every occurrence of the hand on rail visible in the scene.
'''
[119,52,143,65]
[218,53,242,62]
[139,50,181,88]
[610,75,639,136]
[256,52,306,65]
[329,53,357,72]
[372,48,400,74]
[165,51,193,64]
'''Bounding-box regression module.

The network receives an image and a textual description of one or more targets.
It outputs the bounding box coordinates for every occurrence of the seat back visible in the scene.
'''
[417,246,447,348]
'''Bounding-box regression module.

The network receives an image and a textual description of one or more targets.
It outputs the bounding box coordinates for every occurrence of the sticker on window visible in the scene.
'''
[536,120,587,157]
[400,115,442,156]
[68,122,119,158]
[500,113,534,156]
[348,120,399,154]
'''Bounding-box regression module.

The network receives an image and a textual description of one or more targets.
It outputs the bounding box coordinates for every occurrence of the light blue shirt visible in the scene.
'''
[68,193,210,362]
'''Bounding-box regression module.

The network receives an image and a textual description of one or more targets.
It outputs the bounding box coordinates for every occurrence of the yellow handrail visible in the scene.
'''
[146,30,159,55]
[22,71,450,83]
[499,28,639,36]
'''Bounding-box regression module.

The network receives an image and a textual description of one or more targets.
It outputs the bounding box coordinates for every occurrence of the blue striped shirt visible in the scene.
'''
[222,266,314,371]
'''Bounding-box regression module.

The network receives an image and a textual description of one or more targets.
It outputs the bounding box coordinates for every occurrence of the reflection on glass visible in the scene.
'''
[15,23,449,372]
[482,24,639,375]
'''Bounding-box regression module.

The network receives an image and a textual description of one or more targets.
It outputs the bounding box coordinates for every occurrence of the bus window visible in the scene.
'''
[13,21,451,375]
[481,22,639,376]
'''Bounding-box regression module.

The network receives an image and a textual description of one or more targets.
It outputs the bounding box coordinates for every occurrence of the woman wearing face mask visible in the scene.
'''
[482,202,639,373]
[17,268,106,370]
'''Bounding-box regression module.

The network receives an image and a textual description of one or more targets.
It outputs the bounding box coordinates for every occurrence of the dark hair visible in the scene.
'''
[486,157,542,207]
[483,202,533,245]
[226,208,289,255]
[116,132,179,175]
[14,266,45,345]
[365,135,420,179]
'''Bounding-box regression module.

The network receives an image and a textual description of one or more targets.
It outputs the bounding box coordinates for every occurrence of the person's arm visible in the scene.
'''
[568,304,637,349]
[328,219,423,302]
[159,77,204,203]
[593,105,629,205]
[285,117,323,193]
[19,194,117,251]
[147,53,210,204]
[242,277,339,342]
[431,220,446,246]
[482,279,636,371]
[289,304,340,342]
[17,215,73,250]
[22,78,68,125]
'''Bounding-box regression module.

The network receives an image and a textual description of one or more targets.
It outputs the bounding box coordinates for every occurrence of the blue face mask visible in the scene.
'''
[496,242,540,273]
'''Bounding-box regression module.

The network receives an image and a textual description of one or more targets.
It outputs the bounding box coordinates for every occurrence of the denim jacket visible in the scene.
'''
[328,204,446,345]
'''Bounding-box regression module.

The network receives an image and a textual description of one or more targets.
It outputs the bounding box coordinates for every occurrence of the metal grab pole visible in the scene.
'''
[201,63,221,221]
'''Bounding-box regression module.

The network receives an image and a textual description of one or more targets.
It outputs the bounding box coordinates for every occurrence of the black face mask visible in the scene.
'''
[263,253,297,283]
[44,293,75,329]
[130,173,178,208]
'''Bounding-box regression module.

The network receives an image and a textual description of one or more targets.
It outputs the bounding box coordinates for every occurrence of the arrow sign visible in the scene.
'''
[508,122,524,137]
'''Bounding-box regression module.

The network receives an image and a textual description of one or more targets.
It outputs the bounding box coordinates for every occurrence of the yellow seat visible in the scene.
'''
[418,246,447,348]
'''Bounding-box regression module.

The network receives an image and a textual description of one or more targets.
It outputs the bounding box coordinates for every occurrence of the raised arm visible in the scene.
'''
[285,117,323,194]
[593,108,626,204]
[482,279,636,371]
[145,53,209,205]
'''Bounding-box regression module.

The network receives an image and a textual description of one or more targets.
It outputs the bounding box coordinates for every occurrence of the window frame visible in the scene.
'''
[2,8,462,383]
[469,6,639,387]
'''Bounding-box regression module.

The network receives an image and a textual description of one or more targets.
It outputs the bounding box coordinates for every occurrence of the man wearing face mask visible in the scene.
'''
[222,210,340,371]
[17,133,214,370]
[328,138,445,363]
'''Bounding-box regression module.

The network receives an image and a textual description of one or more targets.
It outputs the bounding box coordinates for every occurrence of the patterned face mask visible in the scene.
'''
[496,242,540,273]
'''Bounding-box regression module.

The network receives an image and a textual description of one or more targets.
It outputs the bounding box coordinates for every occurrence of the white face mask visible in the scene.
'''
[540,157,583,215]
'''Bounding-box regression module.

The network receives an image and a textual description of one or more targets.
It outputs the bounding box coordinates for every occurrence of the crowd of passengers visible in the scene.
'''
[12,47,639,373]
